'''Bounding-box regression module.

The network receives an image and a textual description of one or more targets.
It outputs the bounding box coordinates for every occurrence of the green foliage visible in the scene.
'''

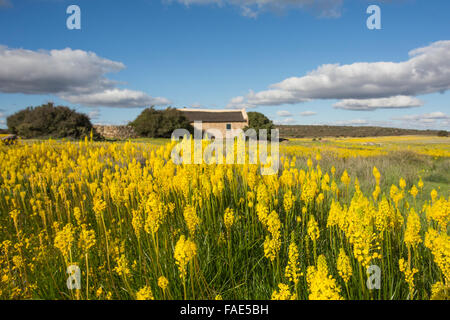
[129,107,192,138]
[244,111,275,138]
[7,103,95,139]
[437,130,448,137]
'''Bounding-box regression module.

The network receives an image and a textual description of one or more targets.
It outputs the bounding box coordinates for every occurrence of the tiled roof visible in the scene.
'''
[178,109,247,123]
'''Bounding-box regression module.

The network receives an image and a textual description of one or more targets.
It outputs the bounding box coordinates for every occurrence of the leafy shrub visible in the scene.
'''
[437,130,448,137]
[244,111,275,138]
[129,107,192,138]
[7,103,95,139]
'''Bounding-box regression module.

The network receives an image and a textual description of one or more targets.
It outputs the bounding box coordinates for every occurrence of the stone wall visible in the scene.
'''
[94,125,138,140]
[192,122,248,138]
[94,122,249,140]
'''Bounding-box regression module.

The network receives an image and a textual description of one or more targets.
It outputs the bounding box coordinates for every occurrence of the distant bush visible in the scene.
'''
[437,130,448,137]
[276,125,447,138]
[244,112,275,139]
[129,107,192,138]
[7,103,95,139]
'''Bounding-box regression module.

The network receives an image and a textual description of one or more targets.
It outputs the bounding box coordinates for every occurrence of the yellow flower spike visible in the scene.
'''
[158,276,169,291]
[307,158,313,169]
[373,166,381,185]
[430,189,438,203]
[54,223,75,261]
[341,170,351,187]
[306,255,343,300]
[224,208,235,232]
[136,286,154,300]
[113,254,130,277]
[337,248,353,284]
[285,239,301,285]
[183,205,200,237]
[307,216,320,241]
[174,235,197,280]
[430,282,450,300]
[315,152,322,162]
[79,225,96,253]
[399,258,418,298]
[409,185,419,199]
[425,228,450,282]
[283,190,295,213]
[271,283,295,300]
[404,208,422,249]
[418,178,424,190]
[399,178,407,190]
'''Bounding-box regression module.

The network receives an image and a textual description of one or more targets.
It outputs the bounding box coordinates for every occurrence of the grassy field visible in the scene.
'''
[283,136,450,195]
[0,136,448,300]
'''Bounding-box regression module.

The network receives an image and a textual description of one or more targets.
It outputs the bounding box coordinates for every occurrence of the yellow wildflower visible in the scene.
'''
[271,283,296,300]
[224,208,235,232]
[183,205,200,237]
[337,248,352,284]
[158,276,169,291]
[285,240,301,284]
[136,286,154,300]
[174,235,197,279]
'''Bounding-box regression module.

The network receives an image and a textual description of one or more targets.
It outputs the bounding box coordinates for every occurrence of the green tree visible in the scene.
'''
[244,111,275,138]
[129,107,192,138]
[7,103,96,139]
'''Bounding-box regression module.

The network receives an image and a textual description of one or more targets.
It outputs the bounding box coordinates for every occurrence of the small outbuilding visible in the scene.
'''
[177,108,249,137]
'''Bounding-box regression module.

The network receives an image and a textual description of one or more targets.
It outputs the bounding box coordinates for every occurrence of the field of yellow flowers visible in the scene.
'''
[0,136,449,300]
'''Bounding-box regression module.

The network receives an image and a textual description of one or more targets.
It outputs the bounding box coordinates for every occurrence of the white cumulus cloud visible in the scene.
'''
[331,119,369,126]
[392,112,450,128]
[276,110,292,117]
[0,46,170,108]
[274,117,296,125]
[87,109,100,120]
[60,89,170,108]
[228,41,450,110]
[227,89,309,108]
[0,110,5,126]
[333,96,423,111]
[300,111,317,116]
[392,111,449,121]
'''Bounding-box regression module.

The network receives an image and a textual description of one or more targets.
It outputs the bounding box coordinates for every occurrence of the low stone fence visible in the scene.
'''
[94,125,138,140]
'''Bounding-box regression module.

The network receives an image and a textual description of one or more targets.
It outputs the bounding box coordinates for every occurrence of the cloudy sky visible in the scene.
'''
[0,0,449,129]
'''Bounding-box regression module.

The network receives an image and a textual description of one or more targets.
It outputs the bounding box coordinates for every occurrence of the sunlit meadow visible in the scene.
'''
[0,136,449,300]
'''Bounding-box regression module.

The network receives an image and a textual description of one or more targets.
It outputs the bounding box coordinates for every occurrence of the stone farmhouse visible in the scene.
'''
[177,108,249,138]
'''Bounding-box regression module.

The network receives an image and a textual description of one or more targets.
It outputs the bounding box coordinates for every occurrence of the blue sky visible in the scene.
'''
[0,0,449,129]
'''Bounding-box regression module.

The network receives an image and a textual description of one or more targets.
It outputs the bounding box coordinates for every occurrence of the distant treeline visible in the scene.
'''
[276,125,448,138]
